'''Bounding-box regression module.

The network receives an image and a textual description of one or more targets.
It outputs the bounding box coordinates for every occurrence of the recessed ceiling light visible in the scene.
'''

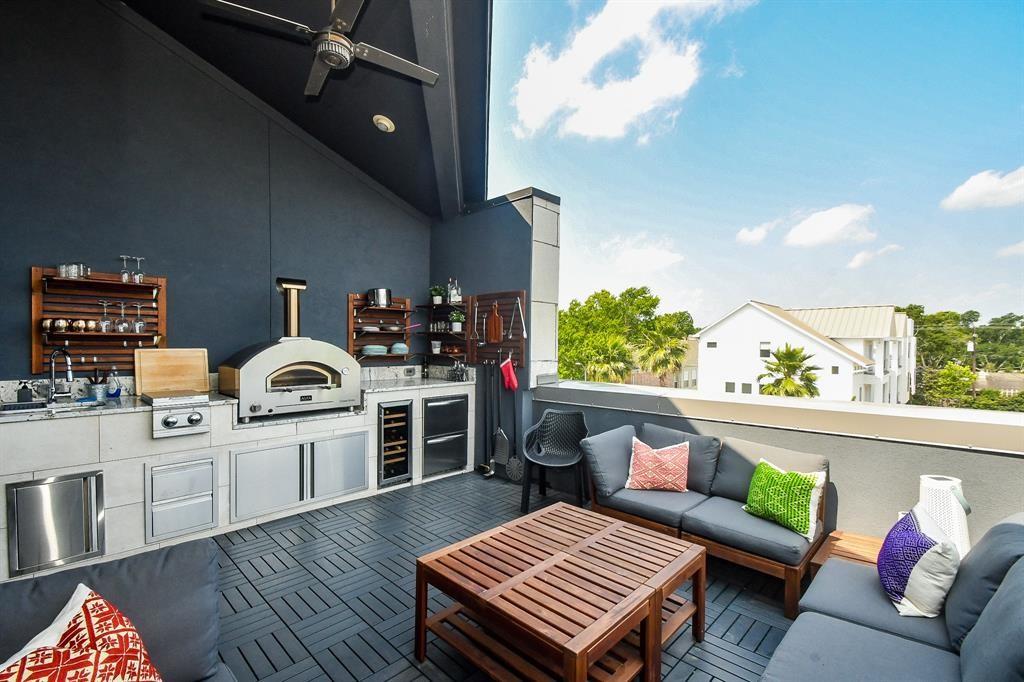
[372,114,395,133]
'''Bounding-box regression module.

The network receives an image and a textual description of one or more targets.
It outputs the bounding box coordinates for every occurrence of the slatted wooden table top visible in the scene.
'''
[416,503,705,681]
[810,530,883,575]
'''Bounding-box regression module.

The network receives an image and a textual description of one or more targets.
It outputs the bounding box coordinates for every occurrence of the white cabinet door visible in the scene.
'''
[311,432,368,499]
[232,444,302,521]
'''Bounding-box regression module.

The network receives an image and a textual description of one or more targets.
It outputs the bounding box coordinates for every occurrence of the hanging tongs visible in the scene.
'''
[469,301,480,340]
[507,296,528,339]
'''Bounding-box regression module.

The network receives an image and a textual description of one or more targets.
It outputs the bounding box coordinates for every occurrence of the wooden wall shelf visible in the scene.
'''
[347,293,413,363]
[31,267,168,375]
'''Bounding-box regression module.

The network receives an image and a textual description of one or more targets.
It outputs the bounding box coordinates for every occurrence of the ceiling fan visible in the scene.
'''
[198,0,439,96]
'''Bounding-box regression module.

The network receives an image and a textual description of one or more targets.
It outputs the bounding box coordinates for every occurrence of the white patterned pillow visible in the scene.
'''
[877,504,961,617]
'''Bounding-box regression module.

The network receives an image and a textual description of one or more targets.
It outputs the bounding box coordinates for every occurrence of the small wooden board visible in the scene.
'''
[134,348,209,395]
[810,530,884,577]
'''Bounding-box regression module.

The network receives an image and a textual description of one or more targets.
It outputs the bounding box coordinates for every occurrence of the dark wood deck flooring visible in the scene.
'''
[216,473,790,681]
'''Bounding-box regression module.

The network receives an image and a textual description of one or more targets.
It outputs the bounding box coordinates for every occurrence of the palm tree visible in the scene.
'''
[585,334,633,383]
[636,320,688,386]
[758,344,822,397]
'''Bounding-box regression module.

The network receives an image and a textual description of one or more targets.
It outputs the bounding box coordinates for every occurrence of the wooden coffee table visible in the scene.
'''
[416,503,705,681]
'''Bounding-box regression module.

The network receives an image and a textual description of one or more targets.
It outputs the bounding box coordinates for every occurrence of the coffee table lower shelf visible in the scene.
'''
[427,605,644,682]
[655,593,697,645]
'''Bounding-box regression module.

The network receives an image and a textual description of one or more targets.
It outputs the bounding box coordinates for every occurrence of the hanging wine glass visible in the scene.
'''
[133,257,145,284]
[119,255,131,283]
[114,301,130,333]
[98,300,113,333]
[131,303,146,333]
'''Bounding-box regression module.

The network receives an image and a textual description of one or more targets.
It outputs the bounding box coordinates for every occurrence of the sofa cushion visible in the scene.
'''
[959,556,1024,682]
[600,488,707,528]
[711,437,827,503]
[945,512,1024,651]
[639,423,721,494]
[800,559,952,650]
[743,459,826,541]
[877,504,960,617]
[580,425,635,498]
[625,437,689,492]
[0,540,220,682]
[680,496,813,565]
[762,612,961,682]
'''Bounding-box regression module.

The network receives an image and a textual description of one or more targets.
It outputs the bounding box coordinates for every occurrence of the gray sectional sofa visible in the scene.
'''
[580,422,829,618]
[763,513,1024,681]
[0,539,235,682]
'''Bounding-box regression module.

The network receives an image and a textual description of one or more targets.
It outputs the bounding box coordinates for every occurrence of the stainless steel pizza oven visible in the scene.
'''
[219,278,361,422]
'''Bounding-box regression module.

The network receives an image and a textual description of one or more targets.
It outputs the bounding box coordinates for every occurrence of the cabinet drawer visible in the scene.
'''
[150,459,214,503]
[151,495,214,538]
[423,395,468,438]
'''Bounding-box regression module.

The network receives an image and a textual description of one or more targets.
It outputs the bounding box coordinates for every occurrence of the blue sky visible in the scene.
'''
[487,0,1024,325]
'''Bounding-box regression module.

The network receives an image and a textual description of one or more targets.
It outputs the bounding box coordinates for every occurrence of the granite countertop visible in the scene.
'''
[0,377,474,425]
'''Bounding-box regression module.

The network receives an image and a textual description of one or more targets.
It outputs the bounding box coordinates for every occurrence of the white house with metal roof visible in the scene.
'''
[695,301,915,403]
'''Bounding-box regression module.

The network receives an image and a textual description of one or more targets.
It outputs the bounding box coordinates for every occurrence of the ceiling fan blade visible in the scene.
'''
[329,0,364,32]
[199,0,316,40]
[304,59,333,96]
[353,43,439,85]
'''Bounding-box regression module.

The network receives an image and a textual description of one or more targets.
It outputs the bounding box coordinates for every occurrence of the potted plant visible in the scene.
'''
[429,285,445,305]
[449,309,466,333]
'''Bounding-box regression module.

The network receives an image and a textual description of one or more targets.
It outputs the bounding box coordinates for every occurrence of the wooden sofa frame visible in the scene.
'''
[587,472,828,620]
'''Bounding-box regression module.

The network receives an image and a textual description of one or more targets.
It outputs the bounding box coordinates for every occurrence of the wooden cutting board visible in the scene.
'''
[134,348,210,395]
[486,301,504,344]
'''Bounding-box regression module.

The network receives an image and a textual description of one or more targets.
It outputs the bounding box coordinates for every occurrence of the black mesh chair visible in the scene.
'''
[520,409,589,513]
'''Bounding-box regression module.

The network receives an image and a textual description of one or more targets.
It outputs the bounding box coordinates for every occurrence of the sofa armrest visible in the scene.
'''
[580,425,636,498]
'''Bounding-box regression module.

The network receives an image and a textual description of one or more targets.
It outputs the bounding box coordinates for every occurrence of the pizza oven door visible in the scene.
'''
[266,362,340,393]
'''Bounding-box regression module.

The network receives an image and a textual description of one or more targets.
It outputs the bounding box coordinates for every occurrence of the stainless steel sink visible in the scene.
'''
[0,400,103,414]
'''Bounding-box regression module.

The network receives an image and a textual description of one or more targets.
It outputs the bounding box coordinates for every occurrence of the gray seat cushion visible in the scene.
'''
[639,423,721,494]
[710,436,828,503]
[0,540,221,682]
[945,512,1024,651]
[580,424,635,498]
[679,496,813,565]
[762,612,961,682]
[800,558,951,650]
[599,488,708,528]
[209,663,239,682]
[960,556,1024,682]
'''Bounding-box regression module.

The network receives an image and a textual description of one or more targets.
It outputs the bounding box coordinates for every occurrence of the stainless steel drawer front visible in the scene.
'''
[423,432,467,477]
[151,460,214,503]
[423,395,468,438]
[151,495,214,537]
[7,472,104,576]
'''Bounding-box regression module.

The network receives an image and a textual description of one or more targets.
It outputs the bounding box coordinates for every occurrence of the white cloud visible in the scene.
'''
[846,244,902,270]
[735,219,781,245]
[940,166,1024,210]
[783,204,877,247]
[603,235,685,271]
[512,0,753,141]
[997,240,1024,257]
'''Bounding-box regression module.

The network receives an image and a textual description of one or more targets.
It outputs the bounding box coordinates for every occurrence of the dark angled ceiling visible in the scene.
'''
[122,0,490,218]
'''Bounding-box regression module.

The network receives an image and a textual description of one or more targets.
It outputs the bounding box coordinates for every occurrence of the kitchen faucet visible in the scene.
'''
[48,348,73,403]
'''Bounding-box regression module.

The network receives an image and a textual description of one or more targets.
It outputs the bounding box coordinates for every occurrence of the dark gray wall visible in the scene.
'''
[0,0,430,377]
[431,199,533,467]
[532,396,1024,538]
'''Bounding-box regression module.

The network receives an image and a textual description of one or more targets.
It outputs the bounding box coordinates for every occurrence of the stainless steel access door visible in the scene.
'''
[7,472,104,577]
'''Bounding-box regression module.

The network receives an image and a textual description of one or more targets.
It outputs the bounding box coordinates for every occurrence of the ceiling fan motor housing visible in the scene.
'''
[315,33,353,69]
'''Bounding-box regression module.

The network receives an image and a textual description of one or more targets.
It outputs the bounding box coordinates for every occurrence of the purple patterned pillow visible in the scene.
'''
[878,504,960,617]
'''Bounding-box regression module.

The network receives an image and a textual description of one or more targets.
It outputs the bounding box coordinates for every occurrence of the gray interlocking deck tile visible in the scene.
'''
[217,473,791,681]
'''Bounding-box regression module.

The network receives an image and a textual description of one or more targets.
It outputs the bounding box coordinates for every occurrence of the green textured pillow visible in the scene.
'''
[743,459,825,541]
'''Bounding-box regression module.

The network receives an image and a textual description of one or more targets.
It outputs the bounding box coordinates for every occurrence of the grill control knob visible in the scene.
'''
[162,415,179,428]
[187,412,204,425]
[249,403,262,413]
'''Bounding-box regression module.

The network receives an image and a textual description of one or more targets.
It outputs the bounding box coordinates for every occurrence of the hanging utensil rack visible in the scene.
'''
[31,266,168,375]
[468,290,527,367]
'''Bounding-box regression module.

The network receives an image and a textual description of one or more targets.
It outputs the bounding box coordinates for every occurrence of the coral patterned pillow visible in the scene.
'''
[625,437,689,492]
[0,584,162,682]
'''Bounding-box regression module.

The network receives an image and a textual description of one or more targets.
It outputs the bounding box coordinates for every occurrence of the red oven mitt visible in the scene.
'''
[500,356,518,391]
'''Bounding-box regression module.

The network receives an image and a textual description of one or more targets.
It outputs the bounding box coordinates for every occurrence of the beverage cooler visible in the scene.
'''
[379,400,412,486]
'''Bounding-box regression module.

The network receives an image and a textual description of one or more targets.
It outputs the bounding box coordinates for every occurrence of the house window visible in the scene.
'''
[832,366,839,375]
[759,342,771,358]
[707,341,718,349]
[741,383,752,394]
[725,382,735,393]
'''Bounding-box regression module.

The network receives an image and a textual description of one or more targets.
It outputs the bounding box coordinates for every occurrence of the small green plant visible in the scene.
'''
[449,310,466,323]
[429,284,446,297]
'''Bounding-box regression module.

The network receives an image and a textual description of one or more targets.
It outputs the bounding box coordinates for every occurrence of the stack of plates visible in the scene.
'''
[390,342,409,354]
[361,326,380,332]
[361,345,388,356]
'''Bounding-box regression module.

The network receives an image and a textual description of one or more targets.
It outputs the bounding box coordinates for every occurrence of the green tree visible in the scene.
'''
[960,310,981,328]
[757,344,822,397]
[975,313,1024,371]
[898,305,970,369]
[582,334,633,383]
[922,362,976,407]
[636,318,689,386]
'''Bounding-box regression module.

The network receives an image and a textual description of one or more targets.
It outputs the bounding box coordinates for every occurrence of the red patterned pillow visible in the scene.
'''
[0,584,161,682]
[625,437,690,492]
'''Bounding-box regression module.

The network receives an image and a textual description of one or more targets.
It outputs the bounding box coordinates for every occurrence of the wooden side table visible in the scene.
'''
[810,530,884,577]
